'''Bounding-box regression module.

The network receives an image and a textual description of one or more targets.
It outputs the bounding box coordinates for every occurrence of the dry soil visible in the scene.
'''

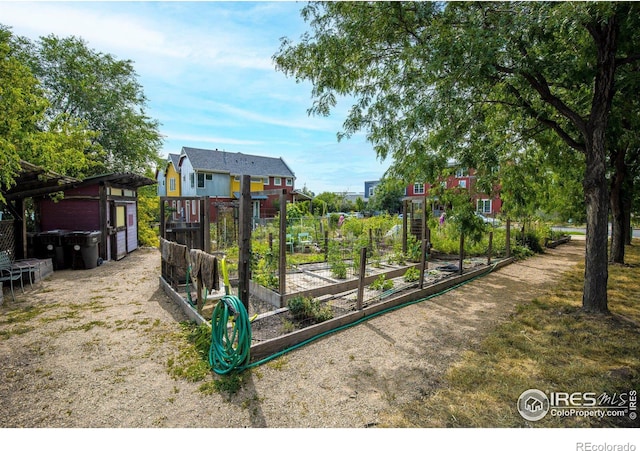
[0,239,585,428]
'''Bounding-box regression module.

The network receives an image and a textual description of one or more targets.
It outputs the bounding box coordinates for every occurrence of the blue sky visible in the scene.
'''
[2,1,392,195]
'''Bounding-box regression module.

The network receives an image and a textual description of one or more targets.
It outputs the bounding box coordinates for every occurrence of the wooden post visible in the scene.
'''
[402,200,408,255]
[459,233,465,275]
[506,217,511,258]
[202,196,211,253]
[356,247,367,310]
[368,228,373,255]
[419,239,427,289]
[238,175,251,312]
[324,230,329,262]
[278,189,287,302]
[197,277,204,316]
[487,231,493,265]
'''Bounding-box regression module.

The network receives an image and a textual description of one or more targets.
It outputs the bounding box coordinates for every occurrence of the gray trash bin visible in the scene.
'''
[37,230,71,270]
[66,231,101,270]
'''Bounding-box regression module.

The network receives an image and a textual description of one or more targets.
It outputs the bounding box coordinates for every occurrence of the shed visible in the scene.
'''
[34,173,156,262]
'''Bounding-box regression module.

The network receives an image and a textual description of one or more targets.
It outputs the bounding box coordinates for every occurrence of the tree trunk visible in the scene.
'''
[583,139,610,314]
[609,146,626,263]
[580,15,619,314]
[622,177,633,246]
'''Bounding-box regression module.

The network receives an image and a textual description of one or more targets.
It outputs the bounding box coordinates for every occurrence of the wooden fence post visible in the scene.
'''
[356,247,367,310]
[402,200,408,255]
[324,230,329,262]
[419,239,427,289]
[278,189,287,304]
[487,231,493,265]
[238,175,251,312]
[202,196,210,253]
[459,233,465,275]
[506,218,511,258]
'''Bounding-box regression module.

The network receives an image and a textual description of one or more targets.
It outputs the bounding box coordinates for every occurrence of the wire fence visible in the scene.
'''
[160,199,513,346]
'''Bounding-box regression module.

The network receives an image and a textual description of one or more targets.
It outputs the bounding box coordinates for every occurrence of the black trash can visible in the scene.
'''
[36,230,71,270]
[65,231,101,270]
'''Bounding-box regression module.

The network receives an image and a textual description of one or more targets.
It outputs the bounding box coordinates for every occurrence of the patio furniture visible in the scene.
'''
[0,251,24,301]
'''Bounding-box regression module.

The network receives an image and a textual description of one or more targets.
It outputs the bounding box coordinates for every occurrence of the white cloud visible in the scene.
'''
[1,1,388,194]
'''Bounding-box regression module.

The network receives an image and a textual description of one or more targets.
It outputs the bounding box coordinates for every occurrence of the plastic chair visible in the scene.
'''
[285,234,294,253]
[298,232,312,251]
[0,251,23,301]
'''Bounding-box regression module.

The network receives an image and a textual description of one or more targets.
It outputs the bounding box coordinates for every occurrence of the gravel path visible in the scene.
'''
[0,239,585,428]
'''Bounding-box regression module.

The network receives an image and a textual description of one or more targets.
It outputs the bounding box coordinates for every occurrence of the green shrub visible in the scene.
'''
[370,274,394,291]
[287,296,333,323]
[403,267,420,282]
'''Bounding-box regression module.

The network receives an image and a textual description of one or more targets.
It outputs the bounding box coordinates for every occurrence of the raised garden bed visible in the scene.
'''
[545,235,571,248]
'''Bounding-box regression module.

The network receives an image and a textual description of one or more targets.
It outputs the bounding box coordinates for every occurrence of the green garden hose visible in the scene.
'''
[209,293,252,374]
[208,258,252,374]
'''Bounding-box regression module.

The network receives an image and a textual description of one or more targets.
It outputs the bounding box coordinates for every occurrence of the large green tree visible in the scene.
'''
[0,26,93,202]
[274,2,640,313]
[13,32,163,175]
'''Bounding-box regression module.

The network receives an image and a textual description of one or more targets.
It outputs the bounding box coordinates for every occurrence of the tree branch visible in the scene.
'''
[506,83,585,152]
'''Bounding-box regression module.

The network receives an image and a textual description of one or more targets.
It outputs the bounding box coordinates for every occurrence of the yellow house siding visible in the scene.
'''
[230,176,265,194]
[166,163,181,197]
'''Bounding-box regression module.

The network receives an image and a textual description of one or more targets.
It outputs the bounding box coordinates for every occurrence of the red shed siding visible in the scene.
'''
[39,199,101,231]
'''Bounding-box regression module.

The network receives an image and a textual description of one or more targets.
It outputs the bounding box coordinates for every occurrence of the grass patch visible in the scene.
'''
[381,240,640,428]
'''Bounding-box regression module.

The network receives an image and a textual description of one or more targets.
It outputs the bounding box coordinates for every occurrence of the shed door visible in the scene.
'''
[126,203,137,253]
[112,203,127,260]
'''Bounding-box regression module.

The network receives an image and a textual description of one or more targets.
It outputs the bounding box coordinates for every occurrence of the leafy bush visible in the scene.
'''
[287,296,333,323]
[251,241,278,290]
[403,266,420,282]
[370,274,394,291]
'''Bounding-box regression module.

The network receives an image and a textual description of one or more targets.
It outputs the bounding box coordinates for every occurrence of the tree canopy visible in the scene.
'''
[11,30,163,176]
[0,26,93,202]
[274,1,640,313]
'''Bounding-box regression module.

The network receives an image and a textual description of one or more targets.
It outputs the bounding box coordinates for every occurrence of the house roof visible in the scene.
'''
[181,147,295,179]
[168,153,181,173]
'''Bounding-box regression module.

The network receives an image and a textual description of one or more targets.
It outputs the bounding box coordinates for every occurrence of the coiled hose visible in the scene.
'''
[209,294,252,374]
[208,258,252,374]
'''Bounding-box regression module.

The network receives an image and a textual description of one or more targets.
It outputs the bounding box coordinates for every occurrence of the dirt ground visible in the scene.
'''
[0,238,585,428]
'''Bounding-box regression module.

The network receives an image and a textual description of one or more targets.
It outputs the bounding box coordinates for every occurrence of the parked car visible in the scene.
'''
[476,212,502,226]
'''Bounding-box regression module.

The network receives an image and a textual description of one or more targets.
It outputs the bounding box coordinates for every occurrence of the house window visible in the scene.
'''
[274,177,282,186]
[286,178,293,186]
[197,173,205,188]
[368,186,375,197]
[455,167,468,178]
[414,183,425,195]
[459,180,467,188]
[190,173,195,189]
[477,199,492,214]
[169,178,176,191]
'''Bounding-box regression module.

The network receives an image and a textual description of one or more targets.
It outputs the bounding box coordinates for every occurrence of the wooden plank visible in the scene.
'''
[158,276,207,325]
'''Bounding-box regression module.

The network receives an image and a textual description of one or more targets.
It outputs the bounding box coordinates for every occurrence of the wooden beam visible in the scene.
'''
[238,175,251,311]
